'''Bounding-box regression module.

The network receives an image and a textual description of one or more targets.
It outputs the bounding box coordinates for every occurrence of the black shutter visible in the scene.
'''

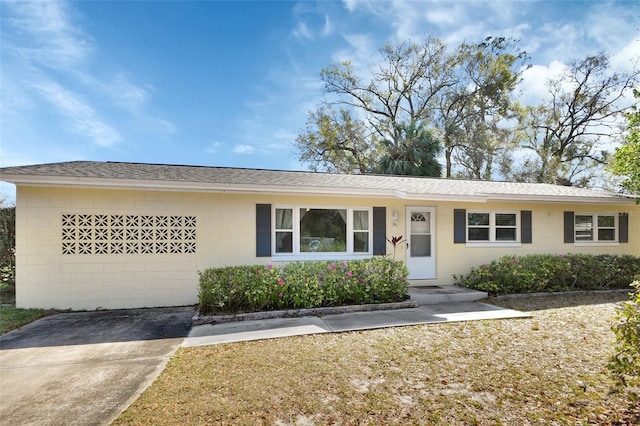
[521,210,532,244]
[619,212,629,243]
[564,211,574,243]
[373,207,386,255]
[454,209,466,243]
[256,204,271,257]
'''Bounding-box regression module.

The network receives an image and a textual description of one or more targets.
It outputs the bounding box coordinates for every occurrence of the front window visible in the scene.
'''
[468,213,490,241]
[273,206,371,256]
[275,208,293,253]
[353,210,370,253]
[300,208,347,252]
[467,211,518,243]
[495,213,517,241]
[575,214,617,242]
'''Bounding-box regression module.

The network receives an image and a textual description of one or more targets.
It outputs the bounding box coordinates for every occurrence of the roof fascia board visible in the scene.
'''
[394,191,487,202]
[3,175,398,198]
[484,194,638,205]
[3,174,637,205]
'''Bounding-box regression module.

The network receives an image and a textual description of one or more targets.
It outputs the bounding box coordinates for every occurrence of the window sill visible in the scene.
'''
[573,242,619,247]
[465,242,522,248]
[271,253,373,262]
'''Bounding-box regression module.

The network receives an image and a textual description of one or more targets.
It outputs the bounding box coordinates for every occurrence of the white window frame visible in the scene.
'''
[574,213,618,245]
[272,205,373,261]
[466,210,521,247]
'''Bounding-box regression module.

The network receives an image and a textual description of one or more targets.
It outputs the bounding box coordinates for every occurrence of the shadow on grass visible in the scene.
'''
[486,289,633,312]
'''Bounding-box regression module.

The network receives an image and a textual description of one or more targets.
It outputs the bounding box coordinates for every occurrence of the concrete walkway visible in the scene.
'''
[184,300,530,347]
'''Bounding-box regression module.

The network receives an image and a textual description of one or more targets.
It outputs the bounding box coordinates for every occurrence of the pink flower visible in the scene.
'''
[480,264,487,270]
[558,254,564,258]
[278,292,283,298]
[512,258,518,264]
[278,277,284,286]
[266,264,273,269]
[328,263,337,270]
[347,271,353,278]
[342,261,347,268]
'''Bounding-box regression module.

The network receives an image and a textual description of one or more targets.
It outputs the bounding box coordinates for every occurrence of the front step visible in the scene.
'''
[408,285,488,305]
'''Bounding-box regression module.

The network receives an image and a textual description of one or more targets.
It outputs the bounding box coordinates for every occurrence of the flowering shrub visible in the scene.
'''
[454,253,640,295]
[198,258,409,314]
[609,281,640,397]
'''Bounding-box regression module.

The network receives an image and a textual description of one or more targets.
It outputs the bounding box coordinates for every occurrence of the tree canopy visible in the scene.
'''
[512,54,638,186]
[609,89,640,195]
[378,121,442,176]
[296,36,638,186]
[296,35,454,177]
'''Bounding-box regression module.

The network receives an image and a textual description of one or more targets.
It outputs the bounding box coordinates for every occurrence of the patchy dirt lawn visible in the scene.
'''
[114,292,639,425]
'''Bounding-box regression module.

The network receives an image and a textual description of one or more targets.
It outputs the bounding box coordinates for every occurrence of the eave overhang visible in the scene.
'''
[2,173,638,206]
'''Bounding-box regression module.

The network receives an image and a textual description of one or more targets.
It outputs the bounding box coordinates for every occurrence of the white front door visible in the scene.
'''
[405,207,436,279]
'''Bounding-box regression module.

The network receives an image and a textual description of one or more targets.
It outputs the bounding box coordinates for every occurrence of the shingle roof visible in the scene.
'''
[0,161,636,204]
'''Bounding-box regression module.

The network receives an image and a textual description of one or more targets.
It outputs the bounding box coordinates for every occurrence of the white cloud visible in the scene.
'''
[2,0,176,148]
[423,4,462,27]
[205,141,222,154]
[292,3,335,41]
[32,79,121,147]
[4,0,92,69]
[292,21,313,40]
[610,38,640,74]
[322,13,333,37]
[342,0,360,13]
[518,61,567,105]
[233,144,256,154]
[332,32,376,65]
[110,74,151,112]
[584,2,638,54]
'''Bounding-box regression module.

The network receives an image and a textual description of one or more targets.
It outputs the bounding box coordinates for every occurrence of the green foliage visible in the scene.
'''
[0,265,14,294]
[297,35,527,178]
[444,36,528,180]
[378,121,443,177]
[454,253,640,295]
[198,258,409,314]
[295,107,382,174]
[609,89,640,196]
[608,281,640,396]
[0,201,15,264]
[0,199,16,298]
[0,305,50,335]
[514,54,638,187]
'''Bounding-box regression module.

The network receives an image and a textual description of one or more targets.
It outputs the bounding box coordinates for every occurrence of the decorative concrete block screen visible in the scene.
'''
[61,214,196,255]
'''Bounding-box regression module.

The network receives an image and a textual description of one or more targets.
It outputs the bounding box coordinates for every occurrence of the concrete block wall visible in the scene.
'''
[14,186,639,310]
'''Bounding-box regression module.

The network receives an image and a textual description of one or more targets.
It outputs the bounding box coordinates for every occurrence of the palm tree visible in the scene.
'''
[378,121,443,176]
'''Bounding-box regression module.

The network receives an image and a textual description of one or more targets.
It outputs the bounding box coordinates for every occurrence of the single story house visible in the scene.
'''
[1,161,638,310]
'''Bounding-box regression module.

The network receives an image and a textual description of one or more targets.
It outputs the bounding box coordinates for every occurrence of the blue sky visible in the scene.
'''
[1,0,638,199]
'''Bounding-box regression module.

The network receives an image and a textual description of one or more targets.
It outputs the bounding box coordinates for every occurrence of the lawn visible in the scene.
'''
[0,284,59,335]
[114,292,639,425]
[0,305,55,335]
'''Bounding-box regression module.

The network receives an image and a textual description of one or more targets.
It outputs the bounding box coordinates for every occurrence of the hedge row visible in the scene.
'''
[455,253,640,295]
[609,281,640,392]
[198,258,409,314]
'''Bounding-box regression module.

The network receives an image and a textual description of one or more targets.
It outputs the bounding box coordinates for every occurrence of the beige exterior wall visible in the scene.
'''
[15,185,640,310]
[431,201,639,284]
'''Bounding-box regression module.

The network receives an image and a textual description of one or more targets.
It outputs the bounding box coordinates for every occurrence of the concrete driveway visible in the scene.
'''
[0,307,195,426]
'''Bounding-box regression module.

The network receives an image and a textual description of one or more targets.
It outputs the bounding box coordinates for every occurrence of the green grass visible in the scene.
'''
[0,305,54,335]
[0,283,57,335]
